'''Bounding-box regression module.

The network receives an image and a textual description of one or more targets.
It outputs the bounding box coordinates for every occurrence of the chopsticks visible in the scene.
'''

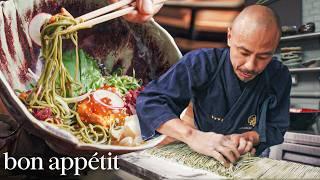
[76,0,135,21]
[65,0,166,32]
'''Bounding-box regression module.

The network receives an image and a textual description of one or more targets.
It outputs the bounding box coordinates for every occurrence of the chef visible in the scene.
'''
[137,5,291,166]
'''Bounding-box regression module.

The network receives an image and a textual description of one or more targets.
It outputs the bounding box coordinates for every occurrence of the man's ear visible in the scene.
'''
[227,27,232,47]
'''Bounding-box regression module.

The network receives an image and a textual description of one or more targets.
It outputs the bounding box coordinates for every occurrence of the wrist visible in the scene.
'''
[157,118,198,144]
[183,127,198,145]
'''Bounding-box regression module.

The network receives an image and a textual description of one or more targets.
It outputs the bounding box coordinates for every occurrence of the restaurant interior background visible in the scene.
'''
[154,0,320,166]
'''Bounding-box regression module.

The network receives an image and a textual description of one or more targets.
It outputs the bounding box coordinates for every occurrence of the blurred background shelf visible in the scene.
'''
[155,0,305,53]
[154,0,245,53]
[289,67,320,72]
[281,32,320,42]
[174,37,227,51]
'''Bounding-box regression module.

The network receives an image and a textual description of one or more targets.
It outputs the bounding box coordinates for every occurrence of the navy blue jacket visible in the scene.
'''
[136,48,291,155]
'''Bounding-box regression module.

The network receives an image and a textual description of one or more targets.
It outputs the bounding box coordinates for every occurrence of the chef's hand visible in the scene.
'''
[227,131,259,155]
[186,130,240,167]
[109,0,164,23]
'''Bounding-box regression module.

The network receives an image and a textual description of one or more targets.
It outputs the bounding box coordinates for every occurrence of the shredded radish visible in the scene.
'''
[62,90,92,103]
[55,96,71,115]
[92,89,124,109]
[27,68,40,81]
[28,13,52,46]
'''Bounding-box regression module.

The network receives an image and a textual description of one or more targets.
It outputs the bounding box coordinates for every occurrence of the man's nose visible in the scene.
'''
[245,55,256,72]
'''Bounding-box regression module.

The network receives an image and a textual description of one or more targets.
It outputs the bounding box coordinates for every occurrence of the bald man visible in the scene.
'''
[137,5,291,166]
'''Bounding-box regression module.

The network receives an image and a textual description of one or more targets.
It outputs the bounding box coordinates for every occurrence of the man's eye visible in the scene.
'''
[240,51,249,56]
[258,55,271,60]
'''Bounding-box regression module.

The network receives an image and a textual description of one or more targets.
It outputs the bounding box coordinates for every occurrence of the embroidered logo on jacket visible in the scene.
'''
[248,115,257,127]
[211,115,224,122]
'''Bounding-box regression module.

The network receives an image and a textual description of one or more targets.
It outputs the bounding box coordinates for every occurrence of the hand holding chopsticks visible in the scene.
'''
[29,0,166,45]
[109,0,165,23]
[66,0,166,32]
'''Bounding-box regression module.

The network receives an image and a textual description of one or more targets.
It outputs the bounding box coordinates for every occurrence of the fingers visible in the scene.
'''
[216,146,238,163]
[124,13,152,23]
[227,134,240,146]
[138,0,153,15]
[223,137,237,147]
[109,0,158,23]
[222,140,240,160]
[250,148,256,155]
[153,2,164,15]
[210,150,230,168]
[108,0,117,3]
[244,140,253,154]
[237,137,246,154]
[236,137,253,155]
[139,14,153,22]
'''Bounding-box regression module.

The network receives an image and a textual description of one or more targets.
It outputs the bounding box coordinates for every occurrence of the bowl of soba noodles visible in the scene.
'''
[0,0,181,155]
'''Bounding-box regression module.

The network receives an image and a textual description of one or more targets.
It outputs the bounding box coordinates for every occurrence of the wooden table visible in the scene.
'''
[118,150,226,179]
[163,0,244,39]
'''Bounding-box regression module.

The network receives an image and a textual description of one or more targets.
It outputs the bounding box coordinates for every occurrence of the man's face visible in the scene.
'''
[227,26,279,82]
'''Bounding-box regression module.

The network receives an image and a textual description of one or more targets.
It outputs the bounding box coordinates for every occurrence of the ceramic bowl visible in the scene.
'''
[0,0,182,155]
